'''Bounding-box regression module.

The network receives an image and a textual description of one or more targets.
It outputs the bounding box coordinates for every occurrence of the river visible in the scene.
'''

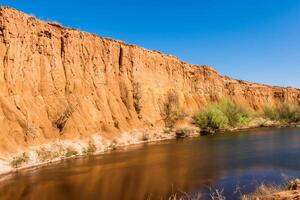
[1,127,300,200]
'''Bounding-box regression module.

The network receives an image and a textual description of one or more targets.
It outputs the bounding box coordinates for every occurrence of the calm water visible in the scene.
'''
[1,128,300,200]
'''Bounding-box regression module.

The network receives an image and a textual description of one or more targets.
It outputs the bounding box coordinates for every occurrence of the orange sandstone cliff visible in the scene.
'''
[0,6,299,153]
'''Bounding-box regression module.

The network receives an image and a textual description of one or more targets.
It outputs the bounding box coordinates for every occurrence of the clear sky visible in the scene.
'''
[1,0,300,87]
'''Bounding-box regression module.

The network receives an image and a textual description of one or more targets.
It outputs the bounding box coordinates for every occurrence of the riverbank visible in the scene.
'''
[200,116,300,135]
[1,126,300,200]
[1,115,300,177]
[0,118,299,179]
[0,127,200,178]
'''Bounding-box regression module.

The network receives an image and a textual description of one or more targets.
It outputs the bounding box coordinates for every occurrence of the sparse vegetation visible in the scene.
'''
[65,147,78,158]
[218,99,250,127]
[108,140,118,150]
[166,193,203,200]
[141,133,149,141]
[10,152,29,168]
[37,147,56,162]
[163,128,171,134]
[83,142,97,155]
[148,179,300,200]
[241,182,286,200]
[27,16,38,26]
[161,90,184,128]
[54,105,75,133]
[210,189,226,200]
[147,190,226,200]
[263,106,279,121]
[264,103,300,123]
[176,128,191,138]
[195,99,250,130]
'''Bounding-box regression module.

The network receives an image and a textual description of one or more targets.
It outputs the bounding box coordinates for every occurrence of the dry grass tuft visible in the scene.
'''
[241,183,285,200]
[10,152,29,168]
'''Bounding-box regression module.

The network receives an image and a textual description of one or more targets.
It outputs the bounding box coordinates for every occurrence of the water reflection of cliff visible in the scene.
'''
[1,128,300,200]
[0,139,227,200]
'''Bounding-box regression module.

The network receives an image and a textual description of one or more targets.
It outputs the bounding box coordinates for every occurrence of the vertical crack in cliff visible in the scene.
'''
[49,60,59,91]
[60,31,68,96]
[48,35,59,91]
[118,45,126,107]
[2,43,10,95]
[118,46,123,73]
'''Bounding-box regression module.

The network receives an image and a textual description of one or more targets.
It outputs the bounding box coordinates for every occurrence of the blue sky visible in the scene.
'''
[1,0,300,87]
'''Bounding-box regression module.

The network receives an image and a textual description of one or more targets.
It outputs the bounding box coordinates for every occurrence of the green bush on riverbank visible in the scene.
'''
[196,99,300,130]
[264,103,300,123]
[195,99,250,130]
[195,105,228,129]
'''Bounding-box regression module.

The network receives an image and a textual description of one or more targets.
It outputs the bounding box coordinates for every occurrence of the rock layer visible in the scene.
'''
[0,6,299,153]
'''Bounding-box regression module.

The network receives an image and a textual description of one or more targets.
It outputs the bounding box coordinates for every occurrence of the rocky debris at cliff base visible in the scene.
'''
[175,129,191,138]
[175,127,199,138]
[199,128,217,135]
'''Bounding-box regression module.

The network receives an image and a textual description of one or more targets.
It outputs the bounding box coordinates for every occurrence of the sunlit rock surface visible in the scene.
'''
[0,6,299,154]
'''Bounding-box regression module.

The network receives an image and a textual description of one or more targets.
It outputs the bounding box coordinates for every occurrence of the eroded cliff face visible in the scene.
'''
[0,6,299,153]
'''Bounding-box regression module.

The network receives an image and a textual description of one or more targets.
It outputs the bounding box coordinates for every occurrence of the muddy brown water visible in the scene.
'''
[1,127,300,200]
